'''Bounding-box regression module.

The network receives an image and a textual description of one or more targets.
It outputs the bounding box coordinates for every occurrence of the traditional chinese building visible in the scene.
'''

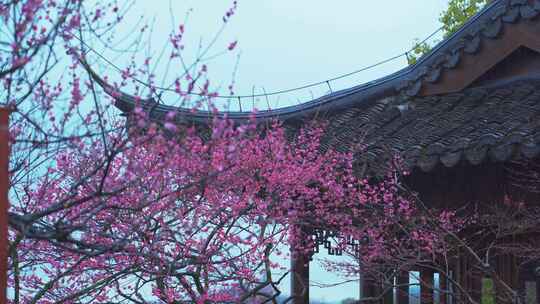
[85,0,540,303]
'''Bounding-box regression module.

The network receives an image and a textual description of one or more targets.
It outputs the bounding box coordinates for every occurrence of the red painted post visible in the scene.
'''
[0,108,10,303]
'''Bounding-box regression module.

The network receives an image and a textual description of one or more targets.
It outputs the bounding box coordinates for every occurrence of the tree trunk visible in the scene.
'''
[290,236,310,304]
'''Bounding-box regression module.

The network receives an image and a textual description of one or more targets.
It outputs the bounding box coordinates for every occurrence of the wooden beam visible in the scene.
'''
[420,22,540,96]
[0,108,9,304]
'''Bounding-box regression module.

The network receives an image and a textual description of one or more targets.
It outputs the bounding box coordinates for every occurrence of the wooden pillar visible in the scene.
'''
[453,254,484,303]
[396,271,409,304]
[439,272,447,304]
[461,257,481,303]
[470,274,482,303]
[420,269,434,304]
[0,108,10,304]
[452,256,466,303]
[290,246,309,304]
[517,269,527,304]
[453,256,462,303]
[494,254,519,304]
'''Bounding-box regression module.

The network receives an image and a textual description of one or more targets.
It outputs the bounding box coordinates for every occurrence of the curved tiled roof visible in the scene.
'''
[321,76,540,175]
[84,0,540,174]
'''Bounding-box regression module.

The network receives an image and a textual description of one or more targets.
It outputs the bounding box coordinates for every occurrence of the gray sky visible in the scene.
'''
[101,1,449,302]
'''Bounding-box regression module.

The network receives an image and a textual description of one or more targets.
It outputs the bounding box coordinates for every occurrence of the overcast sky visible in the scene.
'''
[101,1,449,302]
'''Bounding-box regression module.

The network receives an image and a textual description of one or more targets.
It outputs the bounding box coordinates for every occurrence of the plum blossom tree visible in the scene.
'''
[7,100,448,303]
[4,1,529,304]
